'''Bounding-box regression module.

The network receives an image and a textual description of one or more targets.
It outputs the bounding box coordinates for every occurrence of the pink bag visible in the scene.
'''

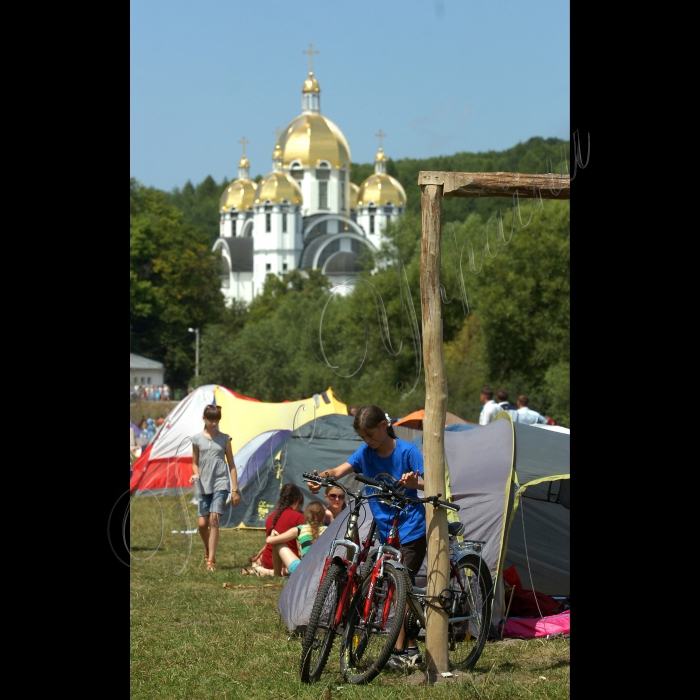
[502,610,570,639]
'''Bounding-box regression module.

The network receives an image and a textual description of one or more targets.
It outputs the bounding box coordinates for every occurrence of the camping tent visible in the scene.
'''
[277,412,569,634]
[392,408,478,443]
[129,385,347,496]
[220,413,365,529]
[393,408,477,430]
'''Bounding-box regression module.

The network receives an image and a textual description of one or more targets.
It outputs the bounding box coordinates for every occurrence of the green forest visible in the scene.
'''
[130,136,570,426]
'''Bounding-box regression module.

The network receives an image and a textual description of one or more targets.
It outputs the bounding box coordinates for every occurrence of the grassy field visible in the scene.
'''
[129,494,569,700]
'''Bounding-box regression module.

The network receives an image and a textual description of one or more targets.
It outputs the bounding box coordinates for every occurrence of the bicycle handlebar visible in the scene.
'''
[354,473,382,488]
[302,471,459,512]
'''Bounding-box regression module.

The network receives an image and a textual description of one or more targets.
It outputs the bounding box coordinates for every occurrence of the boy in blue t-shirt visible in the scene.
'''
[307,404,426,670]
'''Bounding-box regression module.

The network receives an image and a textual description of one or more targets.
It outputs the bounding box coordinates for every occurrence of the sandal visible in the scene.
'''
[206,559,216,572]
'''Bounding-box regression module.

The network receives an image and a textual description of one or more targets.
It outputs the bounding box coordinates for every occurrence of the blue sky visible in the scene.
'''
[130,0,569,193]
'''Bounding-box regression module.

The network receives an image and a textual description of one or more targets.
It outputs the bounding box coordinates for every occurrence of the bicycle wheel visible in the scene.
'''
[300,562,345,683]
[340,561,407,685]
[447,553,493,671]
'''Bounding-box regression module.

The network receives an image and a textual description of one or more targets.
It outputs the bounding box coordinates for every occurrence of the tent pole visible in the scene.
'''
[420,182,450,679]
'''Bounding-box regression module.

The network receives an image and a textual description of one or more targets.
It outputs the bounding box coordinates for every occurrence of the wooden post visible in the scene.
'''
[418,171,570,199]
[420,183,450,680]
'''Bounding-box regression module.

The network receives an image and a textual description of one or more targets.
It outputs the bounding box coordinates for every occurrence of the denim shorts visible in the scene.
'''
[198,490,228,518]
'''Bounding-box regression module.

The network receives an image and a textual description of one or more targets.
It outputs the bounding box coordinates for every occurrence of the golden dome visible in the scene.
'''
[255,171,303,205]
[219,179,257,211]
[272,143,282,161]
[302,71,320,93]
[357,173,407,207]
[349,182,360,210]
[280,113,350,168]
[238,155,250,169]
[375,147,387,163]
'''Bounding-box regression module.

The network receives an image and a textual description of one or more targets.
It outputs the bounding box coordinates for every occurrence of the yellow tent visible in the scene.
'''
[214,386,347,454]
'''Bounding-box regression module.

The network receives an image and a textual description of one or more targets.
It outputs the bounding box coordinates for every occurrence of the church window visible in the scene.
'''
[282,213,287,232]
[232,219,236,237]
[370,215,375,234]
[341,183,345,210]
[266,263,271,271]
[291,161,304,182]
[266,213,271,232]
[319,182,328,209]
[315,163,331,180]
[283,262,288,271]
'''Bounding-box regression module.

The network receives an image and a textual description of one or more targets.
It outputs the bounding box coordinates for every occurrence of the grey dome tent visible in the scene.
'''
[275,413,570,634]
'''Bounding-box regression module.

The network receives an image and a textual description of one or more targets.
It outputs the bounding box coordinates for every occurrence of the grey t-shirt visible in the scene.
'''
[191,430,233,494]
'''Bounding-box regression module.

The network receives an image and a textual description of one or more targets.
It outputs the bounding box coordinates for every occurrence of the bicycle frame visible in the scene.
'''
[313,492,378,628]
[360,502,405,623]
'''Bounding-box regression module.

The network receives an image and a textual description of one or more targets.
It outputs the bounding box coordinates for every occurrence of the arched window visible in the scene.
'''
[290,160,304,182]
[315,162,331,180]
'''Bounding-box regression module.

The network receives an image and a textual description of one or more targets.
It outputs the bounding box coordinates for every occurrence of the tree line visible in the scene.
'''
[130,137,570,425]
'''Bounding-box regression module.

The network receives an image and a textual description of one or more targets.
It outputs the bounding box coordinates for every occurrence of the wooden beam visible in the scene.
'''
[420,183,450,679]
[418,171,570,199]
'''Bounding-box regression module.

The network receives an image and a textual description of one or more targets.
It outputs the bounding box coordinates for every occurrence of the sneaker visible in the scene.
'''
[406,648,423,665]
[386,654,410,670]
[386,650,423,670]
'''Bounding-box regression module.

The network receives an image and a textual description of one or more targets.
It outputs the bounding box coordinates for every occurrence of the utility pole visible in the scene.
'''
[188,327,200,377]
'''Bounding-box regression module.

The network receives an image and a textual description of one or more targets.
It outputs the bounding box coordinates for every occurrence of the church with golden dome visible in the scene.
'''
[213,50,407,306]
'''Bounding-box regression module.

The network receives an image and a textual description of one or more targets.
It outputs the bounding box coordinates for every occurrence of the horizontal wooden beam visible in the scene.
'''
[417,171,570,199]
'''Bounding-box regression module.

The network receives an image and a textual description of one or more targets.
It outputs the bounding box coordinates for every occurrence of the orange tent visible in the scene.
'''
[393,409,476,430]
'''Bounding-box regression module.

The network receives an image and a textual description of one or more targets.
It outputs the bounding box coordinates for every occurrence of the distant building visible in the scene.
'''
[213,51,407,306]
[130,353,164,388]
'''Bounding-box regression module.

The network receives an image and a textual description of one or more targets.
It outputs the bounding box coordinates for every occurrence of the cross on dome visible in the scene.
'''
[303,43,319,74]
[375,129,386,149]
[238,136,249,155]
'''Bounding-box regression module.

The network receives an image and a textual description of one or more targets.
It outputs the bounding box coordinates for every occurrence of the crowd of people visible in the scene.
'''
[131,383,172,402]
[478,386,554,426]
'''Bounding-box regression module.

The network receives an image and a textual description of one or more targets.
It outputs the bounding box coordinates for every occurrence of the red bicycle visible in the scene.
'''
[299,472,381,683]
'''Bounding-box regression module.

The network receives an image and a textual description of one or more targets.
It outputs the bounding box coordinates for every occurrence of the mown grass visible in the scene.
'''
[129,495,569,700]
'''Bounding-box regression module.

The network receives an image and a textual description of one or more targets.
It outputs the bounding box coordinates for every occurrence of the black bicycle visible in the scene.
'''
[338,475,493,685]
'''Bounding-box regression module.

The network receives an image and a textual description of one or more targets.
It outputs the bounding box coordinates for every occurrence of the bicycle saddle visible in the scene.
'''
[448,520,465,538]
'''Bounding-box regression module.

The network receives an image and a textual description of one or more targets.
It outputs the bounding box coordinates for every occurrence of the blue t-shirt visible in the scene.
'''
[347,439,426,545]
